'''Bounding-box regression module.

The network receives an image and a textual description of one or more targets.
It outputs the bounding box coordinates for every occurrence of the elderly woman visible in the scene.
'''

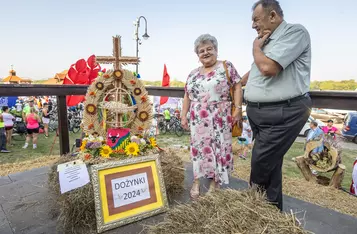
[181,34,243,198]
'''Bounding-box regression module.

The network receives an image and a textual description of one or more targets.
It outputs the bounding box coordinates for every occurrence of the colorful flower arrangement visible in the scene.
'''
[79,134,159,161]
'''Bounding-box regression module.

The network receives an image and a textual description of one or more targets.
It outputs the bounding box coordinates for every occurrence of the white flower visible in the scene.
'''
[98,136,104,142]
[130,136,138,141]
[88,135,95,141]
[140,139,146,145]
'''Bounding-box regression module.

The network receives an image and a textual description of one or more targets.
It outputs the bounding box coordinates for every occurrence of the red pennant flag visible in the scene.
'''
[160,64,170,105]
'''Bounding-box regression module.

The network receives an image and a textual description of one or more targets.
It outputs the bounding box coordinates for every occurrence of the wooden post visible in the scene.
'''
[57,95,70,155]
[329,164,346,189]
[296,156,314,181]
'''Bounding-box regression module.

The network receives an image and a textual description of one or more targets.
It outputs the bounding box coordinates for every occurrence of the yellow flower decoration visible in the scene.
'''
[125,142,140,156]
[100,145,113,158]
[149,137,157,147]
[80,140,87,151]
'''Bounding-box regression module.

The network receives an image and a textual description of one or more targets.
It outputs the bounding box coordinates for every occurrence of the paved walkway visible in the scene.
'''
[1,165,357,234]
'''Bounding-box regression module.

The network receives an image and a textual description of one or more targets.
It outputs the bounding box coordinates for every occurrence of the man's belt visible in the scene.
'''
[247,93,309,108]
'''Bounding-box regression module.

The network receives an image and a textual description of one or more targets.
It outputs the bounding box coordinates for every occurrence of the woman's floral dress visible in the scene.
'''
[185,61,241,184]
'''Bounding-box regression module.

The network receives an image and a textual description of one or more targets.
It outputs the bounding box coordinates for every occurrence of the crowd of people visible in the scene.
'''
[0,96,56,152]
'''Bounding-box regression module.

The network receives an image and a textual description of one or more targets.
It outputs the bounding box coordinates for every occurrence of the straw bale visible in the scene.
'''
[48,151,184,234]
[148,189,307,234]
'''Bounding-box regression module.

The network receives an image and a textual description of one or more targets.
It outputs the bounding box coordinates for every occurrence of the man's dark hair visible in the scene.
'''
[311,121,318,127]
[327,119,333,123]
[2,106,8,112]
[252,0,284,18]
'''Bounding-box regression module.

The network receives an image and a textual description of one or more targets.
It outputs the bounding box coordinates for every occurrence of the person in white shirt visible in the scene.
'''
[1,106,14,146]
[15,100,22,112]
[238,116,253,159]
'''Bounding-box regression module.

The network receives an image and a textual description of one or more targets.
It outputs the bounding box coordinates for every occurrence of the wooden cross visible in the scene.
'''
[96,35,139,128]
[96,35,139,70]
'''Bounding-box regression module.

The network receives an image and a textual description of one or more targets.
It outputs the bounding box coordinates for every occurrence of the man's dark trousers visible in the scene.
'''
[247,95,311,211]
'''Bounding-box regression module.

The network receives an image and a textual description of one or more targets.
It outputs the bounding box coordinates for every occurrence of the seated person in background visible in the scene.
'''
[322,119,341,138]
[350,158,357,195]
[306,121,324,154]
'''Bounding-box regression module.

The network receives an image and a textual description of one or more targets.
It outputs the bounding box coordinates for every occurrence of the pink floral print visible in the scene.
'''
[185,61,241,184]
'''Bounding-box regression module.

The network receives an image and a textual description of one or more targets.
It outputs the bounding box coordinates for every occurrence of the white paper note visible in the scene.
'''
[59,163,90,194]
[111,172,150,208]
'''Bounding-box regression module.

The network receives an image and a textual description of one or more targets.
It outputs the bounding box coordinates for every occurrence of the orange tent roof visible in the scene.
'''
[54,70,68,80]
[2,70,25,82]
[42,77,63,85]
[42,70,68,85]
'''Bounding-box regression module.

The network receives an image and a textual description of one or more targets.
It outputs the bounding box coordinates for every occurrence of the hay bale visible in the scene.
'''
[159,149,185,202]
[148,189,307,234]
[48,152,184,234]
[48,156,97,234]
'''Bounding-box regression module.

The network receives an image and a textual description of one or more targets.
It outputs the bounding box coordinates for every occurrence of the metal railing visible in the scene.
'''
[0,84,356,154]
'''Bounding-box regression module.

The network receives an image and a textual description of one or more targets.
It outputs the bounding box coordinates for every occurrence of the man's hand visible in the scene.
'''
[253,31,271,49]
[232,109,243,128]
[181,116,189,130]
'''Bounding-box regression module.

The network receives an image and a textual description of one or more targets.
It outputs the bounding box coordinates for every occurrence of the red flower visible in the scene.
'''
[207,71,215,78]
[199,110,209,118]
[88,123,94,129]
[220,157,227,165]
[84,154,91,160]
[190,110,195,121]
[89,91,95,96]
[192,147,198,157]
[103,74,110,78]
[141,96,147,102]
[63,55,101,106]
[227,115,232,124]
[226,154,231,161]
[216,116,223,128]
[203,147,212,155]
[130,80,136,85]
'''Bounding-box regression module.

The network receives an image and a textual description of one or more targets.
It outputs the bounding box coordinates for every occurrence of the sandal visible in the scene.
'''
[190,180,200,199]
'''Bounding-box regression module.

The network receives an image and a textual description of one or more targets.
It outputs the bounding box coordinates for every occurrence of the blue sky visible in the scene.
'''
[0,0,356,82]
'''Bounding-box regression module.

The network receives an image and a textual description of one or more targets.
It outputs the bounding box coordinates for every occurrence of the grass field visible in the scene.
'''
[0,132,81,164]
[1,132,355,190]
[156,134,356,190]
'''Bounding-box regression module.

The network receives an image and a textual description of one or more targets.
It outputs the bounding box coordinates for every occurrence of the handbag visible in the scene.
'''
[223,60,242,137]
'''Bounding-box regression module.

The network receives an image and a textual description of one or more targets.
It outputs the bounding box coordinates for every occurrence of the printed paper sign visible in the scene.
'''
[111,172,150,208]
[59,163,90,194]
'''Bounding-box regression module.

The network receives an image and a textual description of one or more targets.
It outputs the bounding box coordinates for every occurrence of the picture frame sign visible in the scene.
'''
[91,155,168,233]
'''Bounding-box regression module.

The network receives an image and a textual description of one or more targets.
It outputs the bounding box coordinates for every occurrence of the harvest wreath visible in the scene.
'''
[49,66,185,233]
[81,69,152,137]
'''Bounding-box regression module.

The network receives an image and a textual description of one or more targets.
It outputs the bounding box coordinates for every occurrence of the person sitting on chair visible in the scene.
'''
[306,121,324,154]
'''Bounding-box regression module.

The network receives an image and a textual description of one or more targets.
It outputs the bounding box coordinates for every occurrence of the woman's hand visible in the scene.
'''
[232,109,242,127]
[181,116,189,130]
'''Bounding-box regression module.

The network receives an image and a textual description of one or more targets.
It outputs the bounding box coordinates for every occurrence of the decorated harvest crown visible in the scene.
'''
[80,35,153,153]
[82,69,152,136]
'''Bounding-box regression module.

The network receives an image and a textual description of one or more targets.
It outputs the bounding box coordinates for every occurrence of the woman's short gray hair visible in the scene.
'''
[194,34,218,54]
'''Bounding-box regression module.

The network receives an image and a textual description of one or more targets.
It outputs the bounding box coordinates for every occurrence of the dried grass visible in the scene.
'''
[233,159,357,218]
[159,149,185,202]
[48,151,185,234]
[148,189,307,234]
[0,155,60,176]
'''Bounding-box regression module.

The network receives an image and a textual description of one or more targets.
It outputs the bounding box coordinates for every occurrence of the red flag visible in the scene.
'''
[160,64,170,105]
